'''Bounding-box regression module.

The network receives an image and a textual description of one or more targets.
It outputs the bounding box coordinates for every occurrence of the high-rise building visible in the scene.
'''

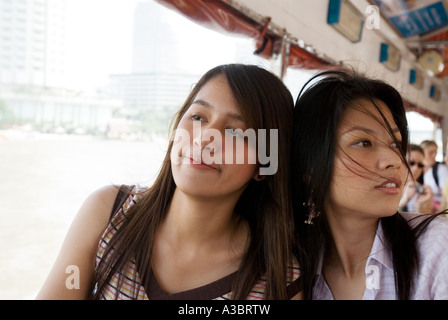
[0,0,67,87]
[132,0,182,74]
[108,1,201,113]
[108,0,257,114]
[0,0,120,133]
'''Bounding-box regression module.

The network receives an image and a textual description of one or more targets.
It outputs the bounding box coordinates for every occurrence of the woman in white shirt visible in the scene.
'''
[420,140,448,213]
[292,69,448,300]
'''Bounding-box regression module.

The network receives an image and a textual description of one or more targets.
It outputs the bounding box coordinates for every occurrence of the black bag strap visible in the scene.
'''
[432,162,440,189]
[110,184,135,220]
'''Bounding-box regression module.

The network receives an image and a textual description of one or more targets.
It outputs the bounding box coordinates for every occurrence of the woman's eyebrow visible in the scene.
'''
[342,126,401,136]
[192,99,244,123]
[341,126,375,136]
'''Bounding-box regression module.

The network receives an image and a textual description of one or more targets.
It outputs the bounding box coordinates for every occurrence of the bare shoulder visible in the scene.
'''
[82,184,120,211]
[78,185,120,223]
[66,185,121,238]
[63,184,122,256]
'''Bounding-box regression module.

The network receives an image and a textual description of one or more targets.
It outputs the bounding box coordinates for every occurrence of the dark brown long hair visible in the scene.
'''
[91,64,295,299]
[292,69,440,300]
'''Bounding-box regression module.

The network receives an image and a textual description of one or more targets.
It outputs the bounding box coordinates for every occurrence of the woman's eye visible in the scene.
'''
[354,140,372,148]
[227,128,244,138]
[191,114,203,121]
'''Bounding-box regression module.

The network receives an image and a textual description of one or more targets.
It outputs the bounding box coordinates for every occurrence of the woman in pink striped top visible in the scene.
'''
[36,64,302,300]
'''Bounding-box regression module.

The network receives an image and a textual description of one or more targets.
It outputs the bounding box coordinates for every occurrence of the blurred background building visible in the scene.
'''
[0,0,118,135]
[106,1,201,136]
[0,0,256,137]
[0,0,66,87]
[106,1,257,137]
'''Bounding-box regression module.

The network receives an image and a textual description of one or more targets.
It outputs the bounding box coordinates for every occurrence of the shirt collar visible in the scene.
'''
[315,219,394,276]
[366,220,394,271]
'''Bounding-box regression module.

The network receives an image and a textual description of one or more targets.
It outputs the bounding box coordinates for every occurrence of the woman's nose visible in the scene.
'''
[379,146,403,171]
[193,124,222,155]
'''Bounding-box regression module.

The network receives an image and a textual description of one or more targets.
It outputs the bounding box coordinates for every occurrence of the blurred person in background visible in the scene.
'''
[420,140,448,213]
[399,144,433,214]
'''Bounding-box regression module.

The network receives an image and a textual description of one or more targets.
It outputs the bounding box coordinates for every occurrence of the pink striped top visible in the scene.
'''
[94,186,301,300]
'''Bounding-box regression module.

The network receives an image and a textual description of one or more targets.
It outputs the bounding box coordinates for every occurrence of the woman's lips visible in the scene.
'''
[375,178,402,194]
[184,156,219,171]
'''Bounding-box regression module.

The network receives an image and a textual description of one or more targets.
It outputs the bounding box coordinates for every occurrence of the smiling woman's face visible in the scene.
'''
[325,98,408,221]
[170,74,259,201]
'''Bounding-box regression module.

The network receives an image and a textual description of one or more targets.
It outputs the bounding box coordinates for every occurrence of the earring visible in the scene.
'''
[303,199,320,225]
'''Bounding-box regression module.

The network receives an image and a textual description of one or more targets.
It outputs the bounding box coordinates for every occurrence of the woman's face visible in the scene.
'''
[423,144,438,166]
[171,75,259,200]
[326,98,407,221]
[407,150,425,181]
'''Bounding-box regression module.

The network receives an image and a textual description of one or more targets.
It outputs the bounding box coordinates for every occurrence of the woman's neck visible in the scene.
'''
[161,187,246,250]
[151,187,248,294]
[324,214,378,279]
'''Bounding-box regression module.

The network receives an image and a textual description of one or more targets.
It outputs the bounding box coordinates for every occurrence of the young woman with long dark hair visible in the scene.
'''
[37,64,302,300]
[292,69,448,299]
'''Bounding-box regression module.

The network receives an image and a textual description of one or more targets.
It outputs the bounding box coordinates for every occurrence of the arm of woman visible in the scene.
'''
[416,185,433,214]
[399,182,417,211]
[35,185,118,299]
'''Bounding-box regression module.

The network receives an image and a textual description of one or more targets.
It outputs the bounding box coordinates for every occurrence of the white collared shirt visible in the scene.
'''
[313,212,448,300]
[423,163,448,202]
